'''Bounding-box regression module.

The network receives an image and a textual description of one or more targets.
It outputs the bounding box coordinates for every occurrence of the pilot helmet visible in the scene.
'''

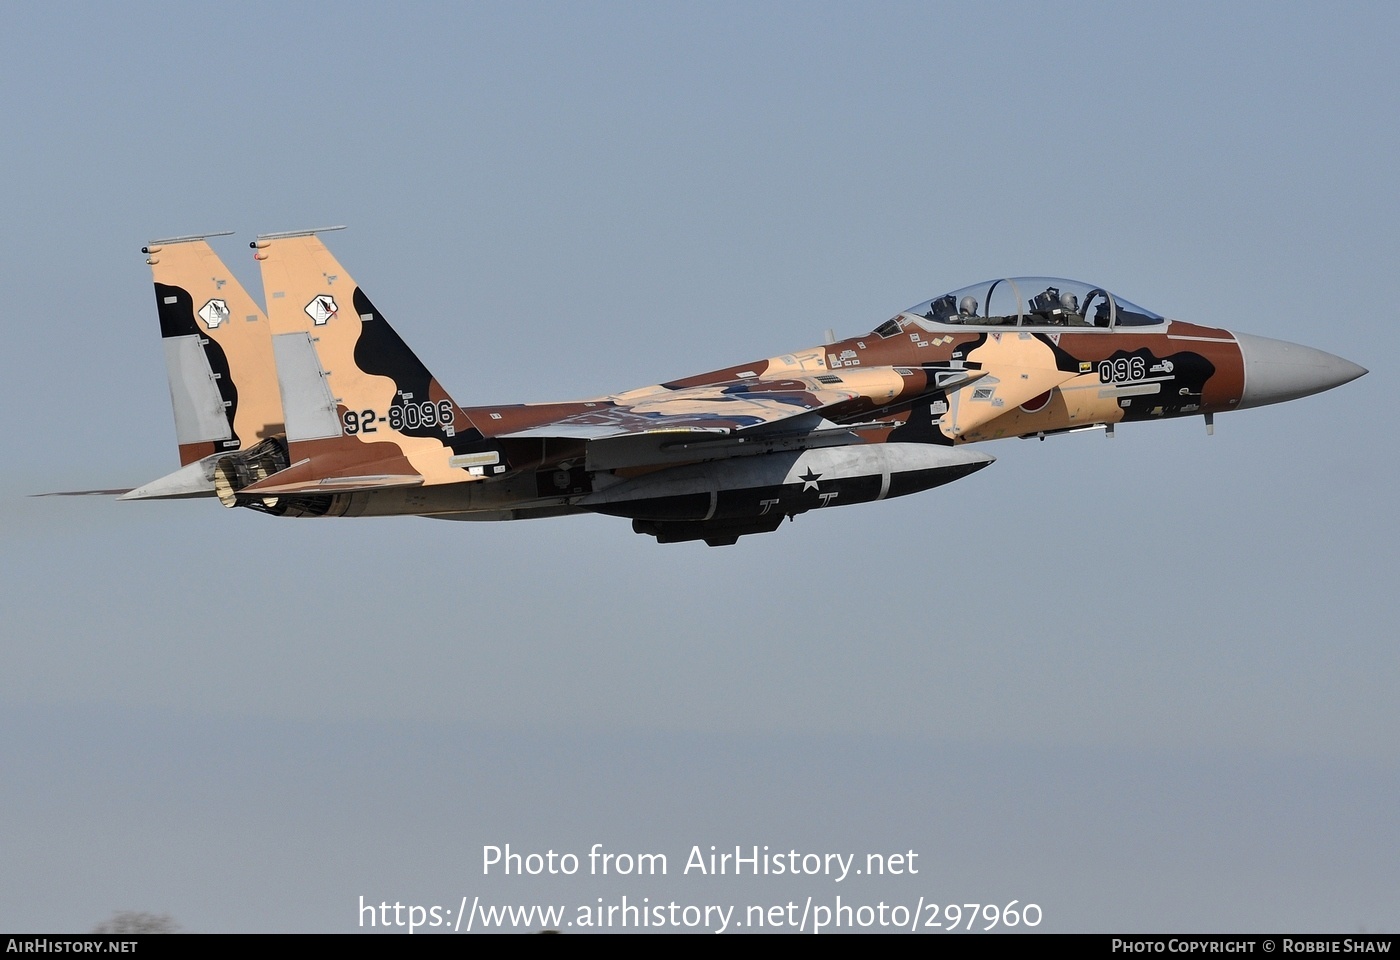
[1059,290,1079,312]
[958,296,978,317]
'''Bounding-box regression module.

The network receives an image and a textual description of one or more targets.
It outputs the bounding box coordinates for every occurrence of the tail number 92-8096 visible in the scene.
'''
[342,400,456,435]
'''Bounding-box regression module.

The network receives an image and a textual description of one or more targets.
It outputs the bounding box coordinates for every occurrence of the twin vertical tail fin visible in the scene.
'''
[122,235,289,501]
[144,233,285,465]
[230,228,499,500]
[127,229,501,507]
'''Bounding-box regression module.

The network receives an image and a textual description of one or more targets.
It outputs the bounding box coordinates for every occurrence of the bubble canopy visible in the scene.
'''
[897,277,1165,330]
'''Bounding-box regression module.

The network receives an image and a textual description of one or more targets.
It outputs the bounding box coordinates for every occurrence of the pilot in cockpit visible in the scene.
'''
[958,296,979,320]
[1029,286,1085,325]
[1058,290,1088,325]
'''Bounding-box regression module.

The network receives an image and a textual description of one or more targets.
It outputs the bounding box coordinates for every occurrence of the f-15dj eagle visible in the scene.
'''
[124,228,1365,545]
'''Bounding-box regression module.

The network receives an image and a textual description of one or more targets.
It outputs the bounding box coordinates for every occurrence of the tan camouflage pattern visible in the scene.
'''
[252,231,488,490]
[144,236,284,464]
[134,231,1350,541]
[647,314,1247,446]
[243,233,975,501]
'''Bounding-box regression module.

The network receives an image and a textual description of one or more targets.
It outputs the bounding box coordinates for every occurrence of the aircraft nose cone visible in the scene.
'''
[1235,332,1367,409]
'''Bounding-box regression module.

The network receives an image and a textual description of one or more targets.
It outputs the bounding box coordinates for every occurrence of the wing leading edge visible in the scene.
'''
[499,367,987,470]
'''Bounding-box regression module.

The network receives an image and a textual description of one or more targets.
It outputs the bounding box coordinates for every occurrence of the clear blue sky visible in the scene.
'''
[1,1,1395,932]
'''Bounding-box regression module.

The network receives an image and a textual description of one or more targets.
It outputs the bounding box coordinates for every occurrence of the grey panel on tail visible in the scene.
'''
[272,333,343,441]
[162,335,232,444]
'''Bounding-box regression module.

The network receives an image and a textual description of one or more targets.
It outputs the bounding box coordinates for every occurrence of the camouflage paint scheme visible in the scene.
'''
[123,230,1365,545]
[145,235,284,465]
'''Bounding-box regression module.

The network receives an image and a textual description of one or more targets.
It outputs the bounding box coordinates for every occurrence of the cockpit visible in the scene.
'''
[881,277,1165,335]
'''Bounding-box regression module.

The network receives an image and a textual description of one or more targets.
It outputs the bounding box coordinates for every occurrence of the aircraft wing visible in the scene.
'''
[503,380,846,437]
[501,367,982,470]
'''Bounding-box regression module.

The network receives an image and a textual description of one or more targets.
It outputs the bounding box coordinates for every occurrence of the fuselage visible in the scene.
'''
[131,253,1366,545]
[269,314,1361,531]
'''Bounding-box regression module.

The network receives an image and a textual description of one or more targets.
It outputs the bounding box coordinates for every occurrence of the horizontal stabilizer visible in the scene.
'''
[239,474,423,496]
[118,456,222,500]
[231,443,425,498]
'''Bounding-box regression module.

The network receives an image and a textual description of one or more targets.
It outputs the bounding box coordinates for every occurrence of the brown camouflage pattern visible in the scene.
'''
[654,318,1246,444]
[133,231,1337,541]
[144,236,284,464]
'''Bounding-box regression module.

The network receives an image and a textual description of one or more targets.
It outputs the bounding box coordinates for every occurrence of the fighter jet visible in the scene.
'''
[122,229,1366,545]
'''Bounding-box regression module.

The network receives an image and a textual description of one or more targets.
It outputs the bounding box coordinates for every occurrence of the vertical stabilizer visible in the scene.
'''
[144,234,285,465]
[252,229,498,487]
